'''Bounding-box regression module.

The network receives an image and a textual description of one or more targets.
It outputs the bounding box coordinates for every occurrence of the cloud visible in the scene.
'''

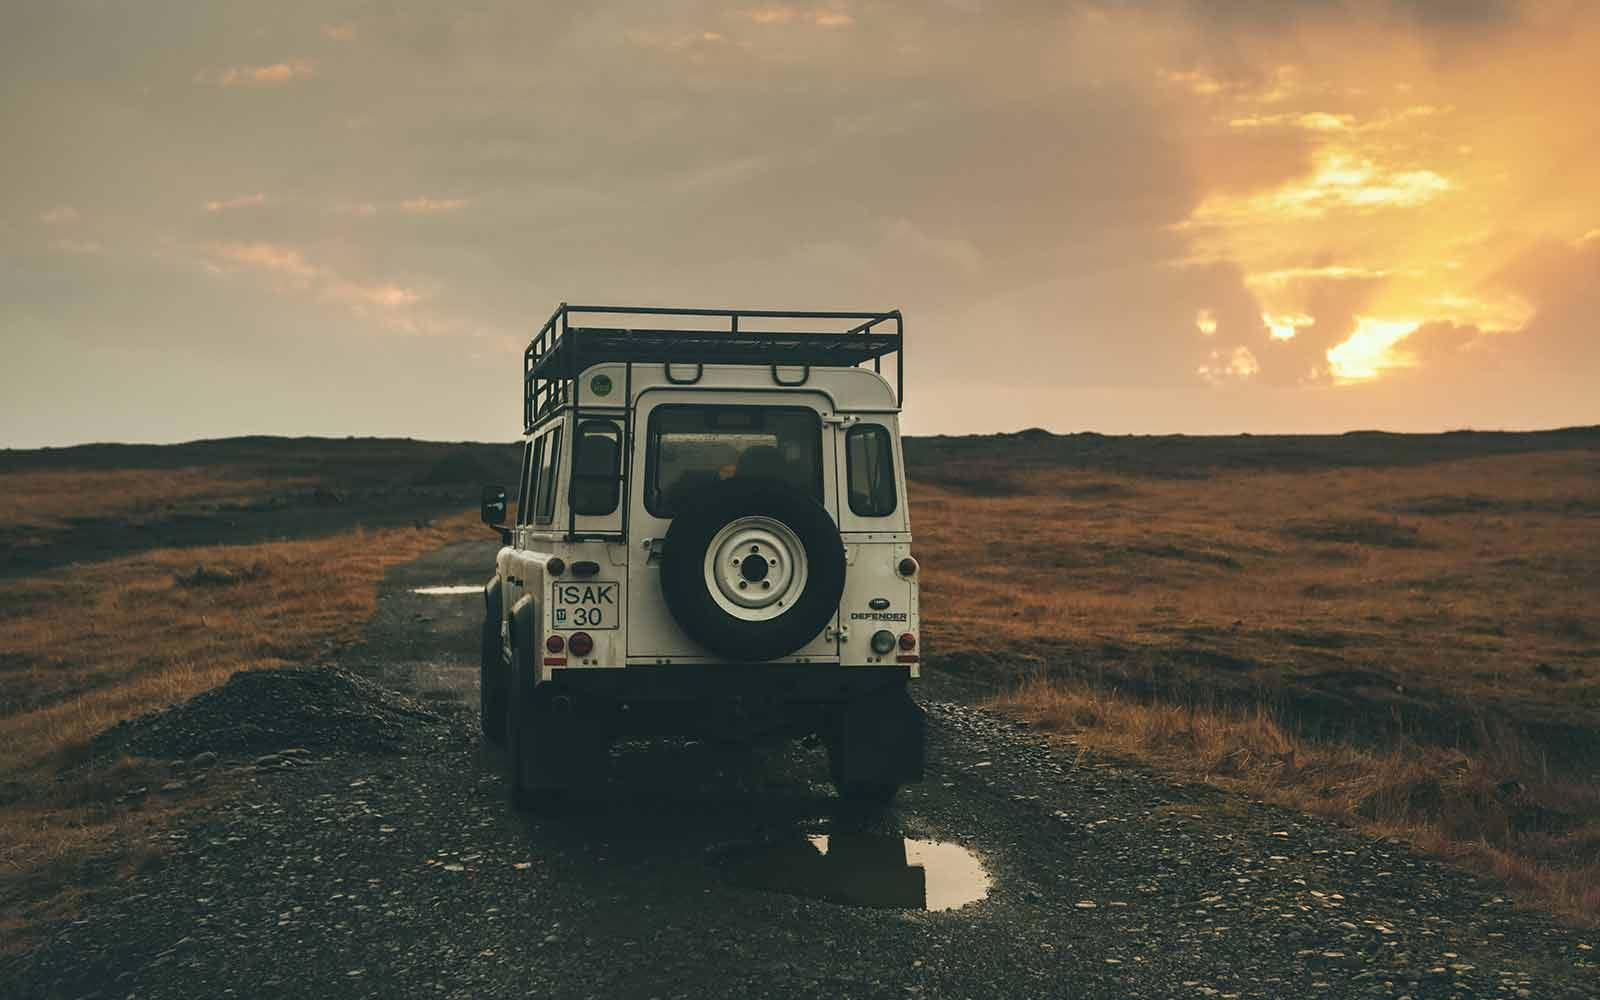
[208,242,319,282]
[399,197,469,214]
[325,280,420,308]
[1263,312,1315,340]
[1245,265,1395,287]
[1188,150,1451,226]
[1198,345,1261,383]
[739,6,855,28]
[626,28,739,54]
[1135,0,1519,33]
[1226,106,1447,134]
[204,242,421,316]
[49,238,104,255]
[39,205,79,225]
[198,60,316,87]
[204,192,266,213]
[1229,111,1353,132]
[1325,315,1423,380]
[193,239,512,343]
[1162,69,1227,96]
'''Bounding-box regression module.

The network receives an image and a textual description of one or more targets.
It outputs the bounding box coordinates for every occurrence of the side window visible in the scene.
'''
[518,437,543,526]
[571,421,622,516]
[536,427,563,523]
[846,424,897,517]
[513,440,533,524]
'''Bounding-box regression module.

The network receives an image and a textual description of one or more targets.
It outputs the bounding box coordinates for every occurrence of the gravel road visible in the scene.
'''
[6,541,1595,999]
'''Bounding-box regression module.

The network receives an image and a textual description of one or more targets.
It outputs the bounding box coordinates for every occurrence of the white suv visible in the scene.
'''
[479,304,923,810]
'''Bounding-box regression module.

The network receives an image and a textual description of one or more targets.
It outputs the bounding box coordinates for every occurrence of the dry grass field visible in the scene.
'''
[908,434,1600,923]
[0,444,500,948]
[1,429,1596,941]
[0,466,313,541]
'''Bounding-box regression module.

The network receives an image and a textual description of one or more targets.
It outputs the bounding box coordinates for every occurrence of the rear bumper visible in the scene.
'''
[536,664,912,740]
[544,663,910,703]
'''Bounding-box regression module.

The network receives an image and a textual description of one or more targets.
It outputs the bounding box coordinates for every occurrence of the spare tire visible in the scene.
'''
[660,477,845,661]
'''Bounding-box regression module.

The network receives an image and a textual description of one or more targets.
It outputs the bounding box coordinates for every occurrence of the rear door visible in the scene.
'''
[626,390,841,661]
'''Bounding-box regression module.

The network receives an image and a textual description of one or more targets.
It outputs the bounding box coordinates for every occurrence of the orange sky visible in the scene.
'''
[3,1,1596,446]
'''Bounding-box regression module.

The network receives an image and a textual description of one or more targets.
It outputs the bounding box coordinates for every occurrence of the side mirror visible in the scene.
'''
[480,485,508,526]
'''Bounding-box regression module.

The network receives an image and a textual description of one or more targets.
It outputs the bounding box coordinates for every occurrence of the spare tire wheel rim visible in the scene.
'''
[703,515,809,621]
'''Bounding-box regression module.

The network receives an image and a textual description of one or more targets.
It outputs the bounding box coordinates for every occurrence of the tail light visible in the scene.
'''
[545,634,565,654]
[545,557,566,577]
[899,632,917,651]
[870,630,897,655]
[898,557,918,577]
[568,631,594,657]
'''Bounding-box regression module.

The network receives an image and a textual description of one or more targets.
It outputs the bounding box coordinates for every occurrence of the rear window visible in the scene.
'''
[645,406,821,517]
[846,424,897,517]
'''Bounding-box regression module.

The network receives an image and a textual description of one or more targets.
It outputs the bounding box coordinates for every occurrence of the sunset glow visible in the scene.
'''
[1326,317,1424,382]
[3,1,1597,445]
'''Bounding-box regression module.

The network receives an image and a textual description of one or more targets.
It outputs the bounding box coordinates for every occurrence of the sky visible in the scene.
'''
[2,0,1596,448]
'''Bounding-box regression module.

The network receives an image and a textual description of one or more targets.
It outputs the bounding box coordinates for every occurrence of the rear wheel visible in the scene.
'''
[834,779,900,805]
[826,681,925,804]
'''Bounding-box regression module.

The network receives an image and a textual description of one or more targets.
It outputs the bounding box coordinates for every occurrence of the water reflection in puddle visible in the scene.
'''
[411,585,481,596]
[723,833,989,911]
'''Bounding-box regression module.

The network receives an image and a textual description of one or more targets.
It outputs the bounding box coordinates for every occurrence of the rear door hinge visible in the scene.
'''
[825,623,850,642]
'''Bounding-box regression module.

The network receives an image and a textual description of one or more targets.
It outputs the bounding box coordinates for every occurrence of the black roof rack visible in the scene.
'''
[523,303,903,432]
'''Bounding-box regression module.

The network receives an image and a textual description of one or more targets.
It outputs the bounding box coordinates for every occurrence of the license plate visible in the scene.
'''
[550,581,619,630]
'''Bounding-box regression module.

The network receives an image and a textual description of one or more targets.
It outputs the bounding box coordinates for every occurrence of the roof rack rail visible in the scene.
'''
[522,303,904,432]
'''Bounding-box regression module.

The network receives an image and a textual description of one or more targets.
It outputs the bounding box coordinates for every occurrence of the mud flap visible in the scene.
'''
[827,682,925,787]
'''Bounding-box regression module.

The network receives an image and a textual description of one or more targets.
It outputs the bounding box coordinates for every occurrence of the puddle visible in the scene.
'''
[411,585,482,596]
[723,833,990,911]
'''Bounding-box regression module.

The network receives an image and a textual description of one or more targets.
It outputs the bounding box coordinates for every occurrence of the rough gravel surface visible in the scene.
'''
[6,541,1595,999]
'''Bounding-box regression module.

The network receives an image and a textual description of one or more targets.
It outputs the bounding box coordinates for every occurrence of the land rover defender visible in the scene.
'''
[479,304,922,810]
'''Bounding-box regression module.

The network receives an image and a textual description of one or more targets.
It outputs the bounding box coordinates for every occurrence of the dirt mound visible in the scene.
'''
[88,666,444,762]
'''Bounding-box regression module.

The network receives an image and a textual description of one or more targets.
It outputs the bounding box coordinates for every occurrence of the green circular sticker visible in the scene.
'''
[590,373,613,397]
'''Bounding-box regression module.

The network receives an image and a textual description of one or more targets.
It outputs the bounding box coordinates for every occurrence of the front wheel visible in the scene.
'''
[479,582,506,745]
[505,598,552,812]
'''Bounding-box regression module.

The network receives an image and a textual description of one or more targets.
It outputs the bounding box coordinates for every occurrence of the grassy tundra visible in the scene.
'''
[0,438,510,947]
[0,429,1596,943]
[910,427,1600,922]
